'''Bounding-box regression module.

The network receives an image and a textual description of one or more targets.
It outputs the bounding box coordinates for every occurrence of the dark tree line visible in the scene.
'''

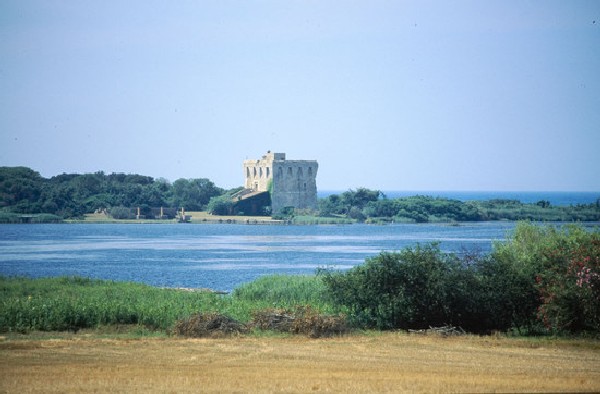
[0,167,223,218]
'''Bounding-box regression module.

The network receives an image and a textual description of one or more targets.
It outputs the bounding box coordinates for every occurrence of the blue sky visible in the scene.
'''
[1,1,599,191]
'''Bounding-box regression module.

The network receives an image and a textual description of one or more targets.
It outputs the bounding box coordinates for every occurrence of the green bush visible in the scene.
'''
[321,222,600,335]
[206,195,234,215]
[321,244,465,330]
[533,225,600,333]
[108,206,135,219]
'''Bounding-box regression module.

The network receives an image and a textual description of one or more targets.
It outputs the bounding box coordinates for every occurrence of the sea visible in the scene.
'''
[0,191,598,292]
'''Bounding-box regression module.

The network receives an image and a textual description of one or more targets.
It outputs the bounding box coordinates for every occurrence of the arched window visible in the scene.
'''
[287,167,293,176]
[278,167,283,177]
[308,167,313,176]
[297,167,303,178]
[259,167,263,178]
[246,167,250,178]
[266,167,270,178]
[253,167,257,177]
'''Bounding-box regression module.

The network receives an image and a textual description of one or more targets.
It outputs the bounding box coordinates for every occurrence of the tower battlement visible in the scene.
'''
[242,151,318,214]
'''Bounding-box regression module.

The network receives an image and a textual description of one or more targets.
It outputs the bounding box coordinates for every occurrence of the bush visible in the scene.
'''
[206,195,234,215]
[321,244,464,330]
[321,222,600,335]
[109,206,135,219]
[534,225,600,333]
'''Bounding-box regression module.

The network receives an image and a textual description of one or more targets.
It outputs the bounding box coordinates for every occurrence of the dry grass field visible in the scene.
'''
[1,332,599,393]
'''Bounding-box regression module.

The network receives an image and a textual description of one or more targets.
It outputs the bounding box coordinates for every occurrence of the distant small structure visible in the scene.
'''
[234,151,318,215]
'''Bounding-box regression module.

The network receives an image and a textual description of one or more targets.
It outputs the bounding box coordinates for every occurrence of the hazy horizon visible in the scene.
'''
[2,1,599,192]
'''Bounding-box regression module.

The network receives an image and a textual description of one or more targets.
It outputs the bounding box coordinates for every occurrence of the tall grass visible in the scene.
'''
[0,276,232,332]
[232,274,334,311]
[0,274,333,334]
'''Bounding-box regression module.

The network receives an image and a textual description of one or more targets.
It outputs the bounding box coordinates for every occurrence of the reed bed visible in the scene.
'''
[0,275,333,334]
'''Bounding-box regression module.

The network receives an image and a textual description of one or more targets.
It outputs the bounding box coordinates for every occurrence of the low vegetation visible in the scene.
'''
[322,222,600,335]
[1,223,599,338]
[318,188,600,223]
[0,274,336,336]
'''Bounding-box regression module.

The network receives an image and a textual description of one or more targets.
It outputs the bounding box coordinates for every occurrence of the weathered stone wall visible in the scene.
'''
[243,152,318,214]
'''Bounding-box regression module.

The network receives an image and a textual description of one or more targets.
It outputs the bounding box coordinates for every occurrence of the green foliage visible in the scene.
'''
[0,274,336,334]
[532,225,600,333]
[207,195,234,215]
[171,178,223,211]
[318,188,381,217]
[321,244,468,330]
[108,206,135,219]
[0,276,229,333]
[271,206,295,220]
[321,222,600,335]
[318,192,600,223]
[232,275,333,312]
[0,167,225,219]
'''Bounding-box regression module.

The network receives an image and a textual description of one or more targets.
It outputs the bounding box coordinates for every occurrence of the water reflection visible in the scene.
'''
[0,222,522,291]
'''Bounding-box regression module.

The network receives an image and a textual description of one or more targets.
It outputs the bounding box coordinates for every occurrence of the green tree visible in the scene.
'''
[207,195,234,215]
[170,178,223,211]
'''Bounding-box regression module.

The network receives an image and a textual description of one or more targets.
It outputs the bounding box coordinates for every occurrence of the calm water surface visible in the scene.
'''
[0,222,591,291]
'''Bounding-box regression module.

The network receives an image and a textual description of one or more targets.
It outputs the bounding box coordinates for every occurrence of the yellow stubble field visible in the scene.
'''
[1,332,599,393]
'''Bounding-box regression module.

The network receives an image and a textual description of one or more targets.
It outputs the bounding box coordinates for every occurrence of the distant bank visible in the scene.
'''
[318,191,600,207]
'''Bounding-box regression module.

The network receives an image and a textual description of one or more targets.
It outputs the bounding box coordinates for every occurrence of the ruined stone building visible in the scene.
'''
[235,151,318,215]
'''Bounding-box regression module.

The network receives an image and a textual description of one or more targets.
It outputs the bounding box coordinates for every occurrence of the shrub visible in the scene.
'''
[534,225,600,333]
[206,195,234,215]
[109,206,135,219]
[321,244,464,330]
[321,222,600,335]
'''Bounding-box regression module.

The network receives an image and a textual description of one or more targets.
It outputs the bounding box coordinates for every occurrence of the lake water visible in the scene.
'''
[0,222,598,292]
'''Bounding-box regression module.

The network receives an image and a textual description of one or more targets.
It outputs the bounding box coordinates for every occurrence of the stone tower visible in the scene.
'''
[242,151,318,214]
